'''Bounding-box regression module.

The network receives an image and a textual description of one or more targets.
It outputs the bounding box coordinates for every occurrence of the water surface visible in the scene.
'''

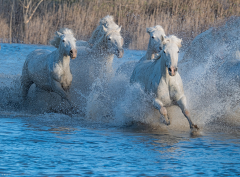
[0,43,240,176]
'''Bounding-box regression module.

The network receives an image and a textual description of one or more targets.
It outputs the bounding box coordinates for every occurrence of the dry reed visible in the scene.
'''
[0,15,9,43]
[0,0,239,50]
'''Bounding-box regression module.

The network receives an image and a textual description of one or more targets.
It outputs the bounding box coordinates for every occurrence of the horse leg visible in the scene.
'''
[177,96,199,130]
[153,98,170,125]
[21,78,33,100]
[51,80,72,107]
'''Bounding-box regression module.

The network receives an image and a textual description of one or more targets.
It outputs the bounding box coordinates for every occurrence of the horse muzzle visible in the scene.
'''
[168,67,178,76]
[70,49,77,59]
[116,48,124,58]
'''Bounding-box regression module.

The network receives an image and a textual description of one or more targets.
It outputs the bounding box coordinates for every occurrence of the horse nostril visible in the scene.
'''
[70,50,73,54]
[175,68,178,72]
[168,68,171,72]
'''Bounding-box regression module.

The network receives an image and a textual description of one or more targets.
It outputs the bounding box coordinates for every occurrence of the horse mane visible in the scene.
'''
[50,28,74,48]
[164,35,182,48]
[88,15,119,45]
[146,25,165,35]
[59,28,74,35]
[99,15,119,29]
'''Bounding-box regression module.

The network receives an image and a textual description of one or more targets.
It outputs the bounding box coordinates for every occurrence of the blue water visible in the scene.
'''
[0,43,240,176]
[0,116,239,176]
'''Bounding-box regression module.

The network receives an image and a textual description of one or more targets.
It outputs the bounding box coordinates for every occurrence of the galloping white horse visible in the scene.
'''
[116,25,166,76]
[21,28,77,106]
[76,15,119,48]
[130,35,199,130]
[140,25,166,62]
[71,16,124,96]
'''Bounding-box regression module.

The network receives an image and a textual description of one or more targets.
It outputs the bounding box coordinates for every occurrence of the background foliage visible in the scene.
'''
[0,0,239,49]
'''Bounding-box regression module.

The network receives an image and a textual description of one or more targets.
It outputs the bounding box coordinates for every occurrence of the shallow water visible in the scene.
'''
[0,116,240,176]
[0,43,240,176]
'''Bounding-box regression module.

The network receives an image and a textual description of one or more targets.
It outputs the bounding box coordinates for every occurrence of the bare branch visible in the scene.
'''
[25,0,43,24]
[29,0,38,16]
[25,0,32,14]
[18,0,29,9]
[18,0,24,7]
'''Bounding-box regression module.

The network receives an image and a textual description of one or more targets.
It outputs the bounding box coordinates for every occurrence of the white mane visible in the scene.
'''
[88,15,119,45]
[99,15,119,29]
[50,28,74,48]
[146,25,165,35]
[163,35,182,48]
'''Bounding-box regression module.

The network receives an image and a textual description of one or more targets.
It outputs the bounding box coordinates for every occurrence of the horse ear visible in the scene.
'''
[177,38,182,48]
[162,36,170,45]
[146,27,151,34]
[102,25,108,33]
[56,31,63,37]
[161,35,165,43]
[117,26,122,33]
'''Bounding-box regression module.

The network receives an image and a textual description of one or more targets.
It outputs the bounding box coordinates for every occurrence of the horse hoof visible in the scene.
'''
[190,125,201,136]
[192,124,199,130]
[190,124,199,133]
[163,120,170,126]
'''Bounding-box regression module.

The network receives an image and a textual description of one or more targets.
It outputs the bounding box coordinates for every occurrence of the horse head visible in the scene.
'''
[161,35,182,76]
[102,26,124,58]
[146,25,166,53]
[53,28,77,59]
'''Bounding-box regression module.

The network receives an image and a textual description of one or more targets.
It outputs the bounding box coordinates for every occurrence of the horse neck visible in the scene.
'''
[92,41,114,63]
[159,55,169,79]
[146,39,155,60]
[146,49,155,60]
[151,54,168,84]
[55,48,70,68]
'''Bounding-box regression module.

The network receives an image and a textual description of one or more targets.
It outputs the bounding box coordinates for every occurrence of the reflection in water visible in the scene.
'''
[0,116,239,176]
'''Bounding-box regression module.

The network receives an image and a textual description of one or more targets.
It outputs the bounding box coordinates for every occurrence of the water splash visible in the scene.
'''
[179,17,240,129]
[0,17,240,131]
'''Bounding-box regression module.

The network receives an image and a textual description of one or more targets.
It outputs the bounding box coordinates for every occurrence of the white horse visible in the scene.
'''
[130,35,199,130]
[21,28,77,106]
[76,15,119,48]
[71,18,124,97]
[116,25,166,76]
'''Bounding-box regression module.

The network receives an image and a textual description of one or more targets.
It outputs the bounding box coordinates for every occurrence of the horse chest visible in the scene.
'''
[168,75,184,102]
[156,77,181,106]
[156,80,171,105]
[52,63,72,86]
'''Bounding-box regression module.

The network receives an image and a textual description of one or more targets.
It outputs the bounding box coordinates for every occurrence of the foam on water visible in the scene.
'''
[0,17,240,132]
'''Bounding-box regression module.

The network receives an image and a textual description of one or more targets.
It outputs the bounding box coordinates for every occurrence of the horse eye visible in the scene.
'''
[178,51,180,53]
[108,38,111,40]
[63,40,65,42]
[164,50,166,53]
[152,36,155,39]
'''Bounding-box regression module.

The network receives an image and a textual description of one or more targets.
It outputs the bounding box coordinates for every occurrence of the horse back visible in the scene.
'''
[25,49,52,85]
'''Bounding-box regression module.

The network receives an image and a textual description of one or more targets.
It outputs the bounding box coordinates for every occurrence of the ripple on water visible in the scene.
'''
[0,116,239,176]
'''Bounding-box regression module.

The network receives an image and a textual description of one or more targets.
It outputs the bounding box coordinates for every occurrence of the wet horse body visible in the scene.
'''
[130,35,198,130]
[71,19,124,97]
[21,28,77,105]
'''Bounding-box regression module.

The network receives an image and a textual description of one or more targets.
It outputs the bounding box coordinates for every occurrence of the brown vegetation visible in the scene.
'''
[0,15,9,42]
[0,0,239,50]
